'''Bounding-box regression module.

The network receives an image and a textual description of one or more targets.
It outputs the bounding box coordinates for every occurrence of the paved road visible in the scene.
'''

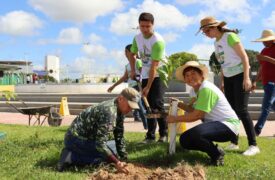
[0,112,274,137]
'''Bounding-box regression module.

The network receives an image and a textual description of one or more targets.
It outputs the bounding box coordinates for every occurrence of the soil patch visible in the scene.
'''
[89,162,205,180]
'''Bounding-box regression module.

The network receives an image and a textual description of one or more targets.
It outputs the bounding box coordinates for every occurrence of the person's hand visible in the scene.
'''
[115,161,129,174]
[251,81,257,92]
[107,86,114,93]
[243,78,252,92]
[169,97,179,103]
[166,115,177,123]
[257,54,265,62]
[142,86,150,97]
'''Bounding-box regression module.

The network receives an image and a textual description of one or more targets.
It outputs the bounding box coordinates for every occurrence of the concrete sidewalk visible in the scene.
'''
[0,112,274,137]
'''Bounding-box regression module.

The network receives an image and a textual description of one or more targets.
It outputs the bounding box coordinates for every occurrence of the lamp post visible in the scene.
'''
[66,64,69,83]
[24,52,29,75]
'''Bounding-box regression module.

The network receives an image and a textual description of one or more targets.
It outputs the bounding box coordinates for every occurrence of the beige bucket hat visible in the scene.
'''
[253,30,275,42]
[175,61,209,82]
[120,87,140,109]
[196,16,226,35]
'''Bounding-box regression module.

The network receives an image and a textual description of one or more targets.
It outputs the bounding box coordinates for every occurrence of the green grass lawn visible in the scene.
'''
[0,124,275,180]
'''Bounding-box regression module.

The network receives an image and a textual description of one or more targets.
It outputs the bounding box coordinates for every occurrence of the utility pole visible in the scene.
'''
[24,52,29,75]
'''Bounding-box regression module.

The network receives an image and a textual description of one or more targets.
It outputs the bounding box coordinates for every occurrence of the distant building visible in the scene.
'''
[80,74,121,83]
[0,60,32,85]
[45,55,60,83]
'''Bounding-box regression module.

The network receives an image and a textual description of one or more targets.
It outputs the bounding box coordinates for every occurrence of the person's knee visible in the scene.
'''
[180,133,193,149]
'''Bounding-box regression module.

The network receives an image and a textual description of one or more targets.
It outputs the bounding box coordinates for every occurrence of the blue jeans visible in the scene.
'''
[132,86,148,129]
[180,121,236,160]
[255,82,275,134]
[64,132,117,165]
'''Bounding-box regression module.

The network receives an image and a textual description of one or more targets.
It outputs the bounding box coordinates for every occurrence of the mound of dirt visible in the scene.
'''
[89,162,205,180]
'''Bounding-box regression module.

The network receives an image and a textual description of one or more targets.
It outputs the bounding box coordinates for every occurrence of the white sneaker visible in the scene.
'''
[243,146,260,156]
[226,143,239,150]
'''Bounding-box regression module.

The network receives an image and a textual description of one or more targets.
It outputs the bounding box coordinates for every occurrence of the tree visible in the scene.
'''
[246,49,259,73]
[209,52,221,75]
[61,78,72,83]
[168,52,198,68]
[157,52,198,87]
[44,75,57,83]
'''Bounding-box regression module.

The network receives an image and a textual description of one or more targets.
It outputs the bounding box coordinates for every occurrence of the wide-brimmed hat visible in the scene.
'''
[196,16,226,35]
[175,61,209,82]
[120,87,140,109]
[252,30,275,42]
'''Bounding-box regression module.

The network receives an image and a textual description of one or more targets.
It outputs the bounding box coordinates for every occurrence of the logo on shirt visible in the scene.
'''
[140,45,151,64]
[216,45,225,64]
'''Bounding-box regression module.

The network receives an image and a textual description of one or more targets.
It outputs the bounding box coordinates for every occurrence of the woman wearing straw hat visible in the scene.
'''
[166,61,240,166]
[252,30,275,136]
[197,16,260,156]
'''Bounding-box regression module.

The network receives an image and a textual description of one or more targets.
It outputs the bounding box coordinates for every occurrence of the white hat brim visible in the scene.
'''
[252,36,275,42]
[175,63,208,82]
[128,101,139,109]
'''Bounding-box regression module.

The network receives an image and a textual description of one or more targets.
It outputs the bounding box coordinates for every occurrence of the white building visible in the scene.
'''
[80,74,120,83]
[45,55,60,82]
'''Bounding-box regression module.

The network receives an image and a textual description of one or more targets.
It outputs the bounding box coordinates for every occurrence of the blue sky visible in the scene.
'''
[0,0,275,79]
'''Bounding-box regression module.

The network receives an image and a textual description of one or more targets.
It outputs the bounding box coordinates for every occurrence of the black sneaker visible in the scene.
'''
[211,146,225,166]
[140,138,155,144]
[134,117,142,122]
[57,148,72,172]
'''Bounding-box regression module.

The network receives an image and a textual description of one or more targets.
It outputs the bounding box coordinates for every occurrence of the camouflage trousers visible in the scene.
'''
[64,131,117,165]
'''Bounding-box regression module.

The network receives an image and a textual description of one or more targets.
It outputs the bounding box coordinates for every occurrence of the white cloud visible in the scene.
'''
[56,27,83,44]
[176,0,254,24]
[29,0,123,23]
[263,11,275,28]
[69,57,96,75]
[110,9,140,35]
[37,27,83,45]
[110,0,193,35]
[81,43,126,64]
[111,49,127,68]
[88,33,102,43]
[162,32,180,43]
[79,42,126,74]
[176,0,199,6]
[70,50,125,75]
[82,44,108,59]
[262,0,271,5]
[0,11,42,36]
[188,43,214,60]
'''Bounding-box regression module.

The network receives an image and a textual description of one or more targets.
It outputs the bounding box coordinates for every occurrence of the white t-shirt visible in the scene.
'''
[190,80,240,135]
[214,32,244,77]
[131,32,166,79]
[125,59,142,87]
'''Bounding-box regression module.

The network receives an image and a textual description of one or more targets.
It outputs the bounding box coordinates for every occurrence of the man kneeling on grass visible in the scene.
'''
[57,87,140,173]
[166,61,240,166]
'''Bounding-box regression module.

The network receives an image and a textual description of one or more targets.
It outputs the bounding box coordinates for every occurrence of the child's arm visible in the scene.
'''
[107,70,128,93]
